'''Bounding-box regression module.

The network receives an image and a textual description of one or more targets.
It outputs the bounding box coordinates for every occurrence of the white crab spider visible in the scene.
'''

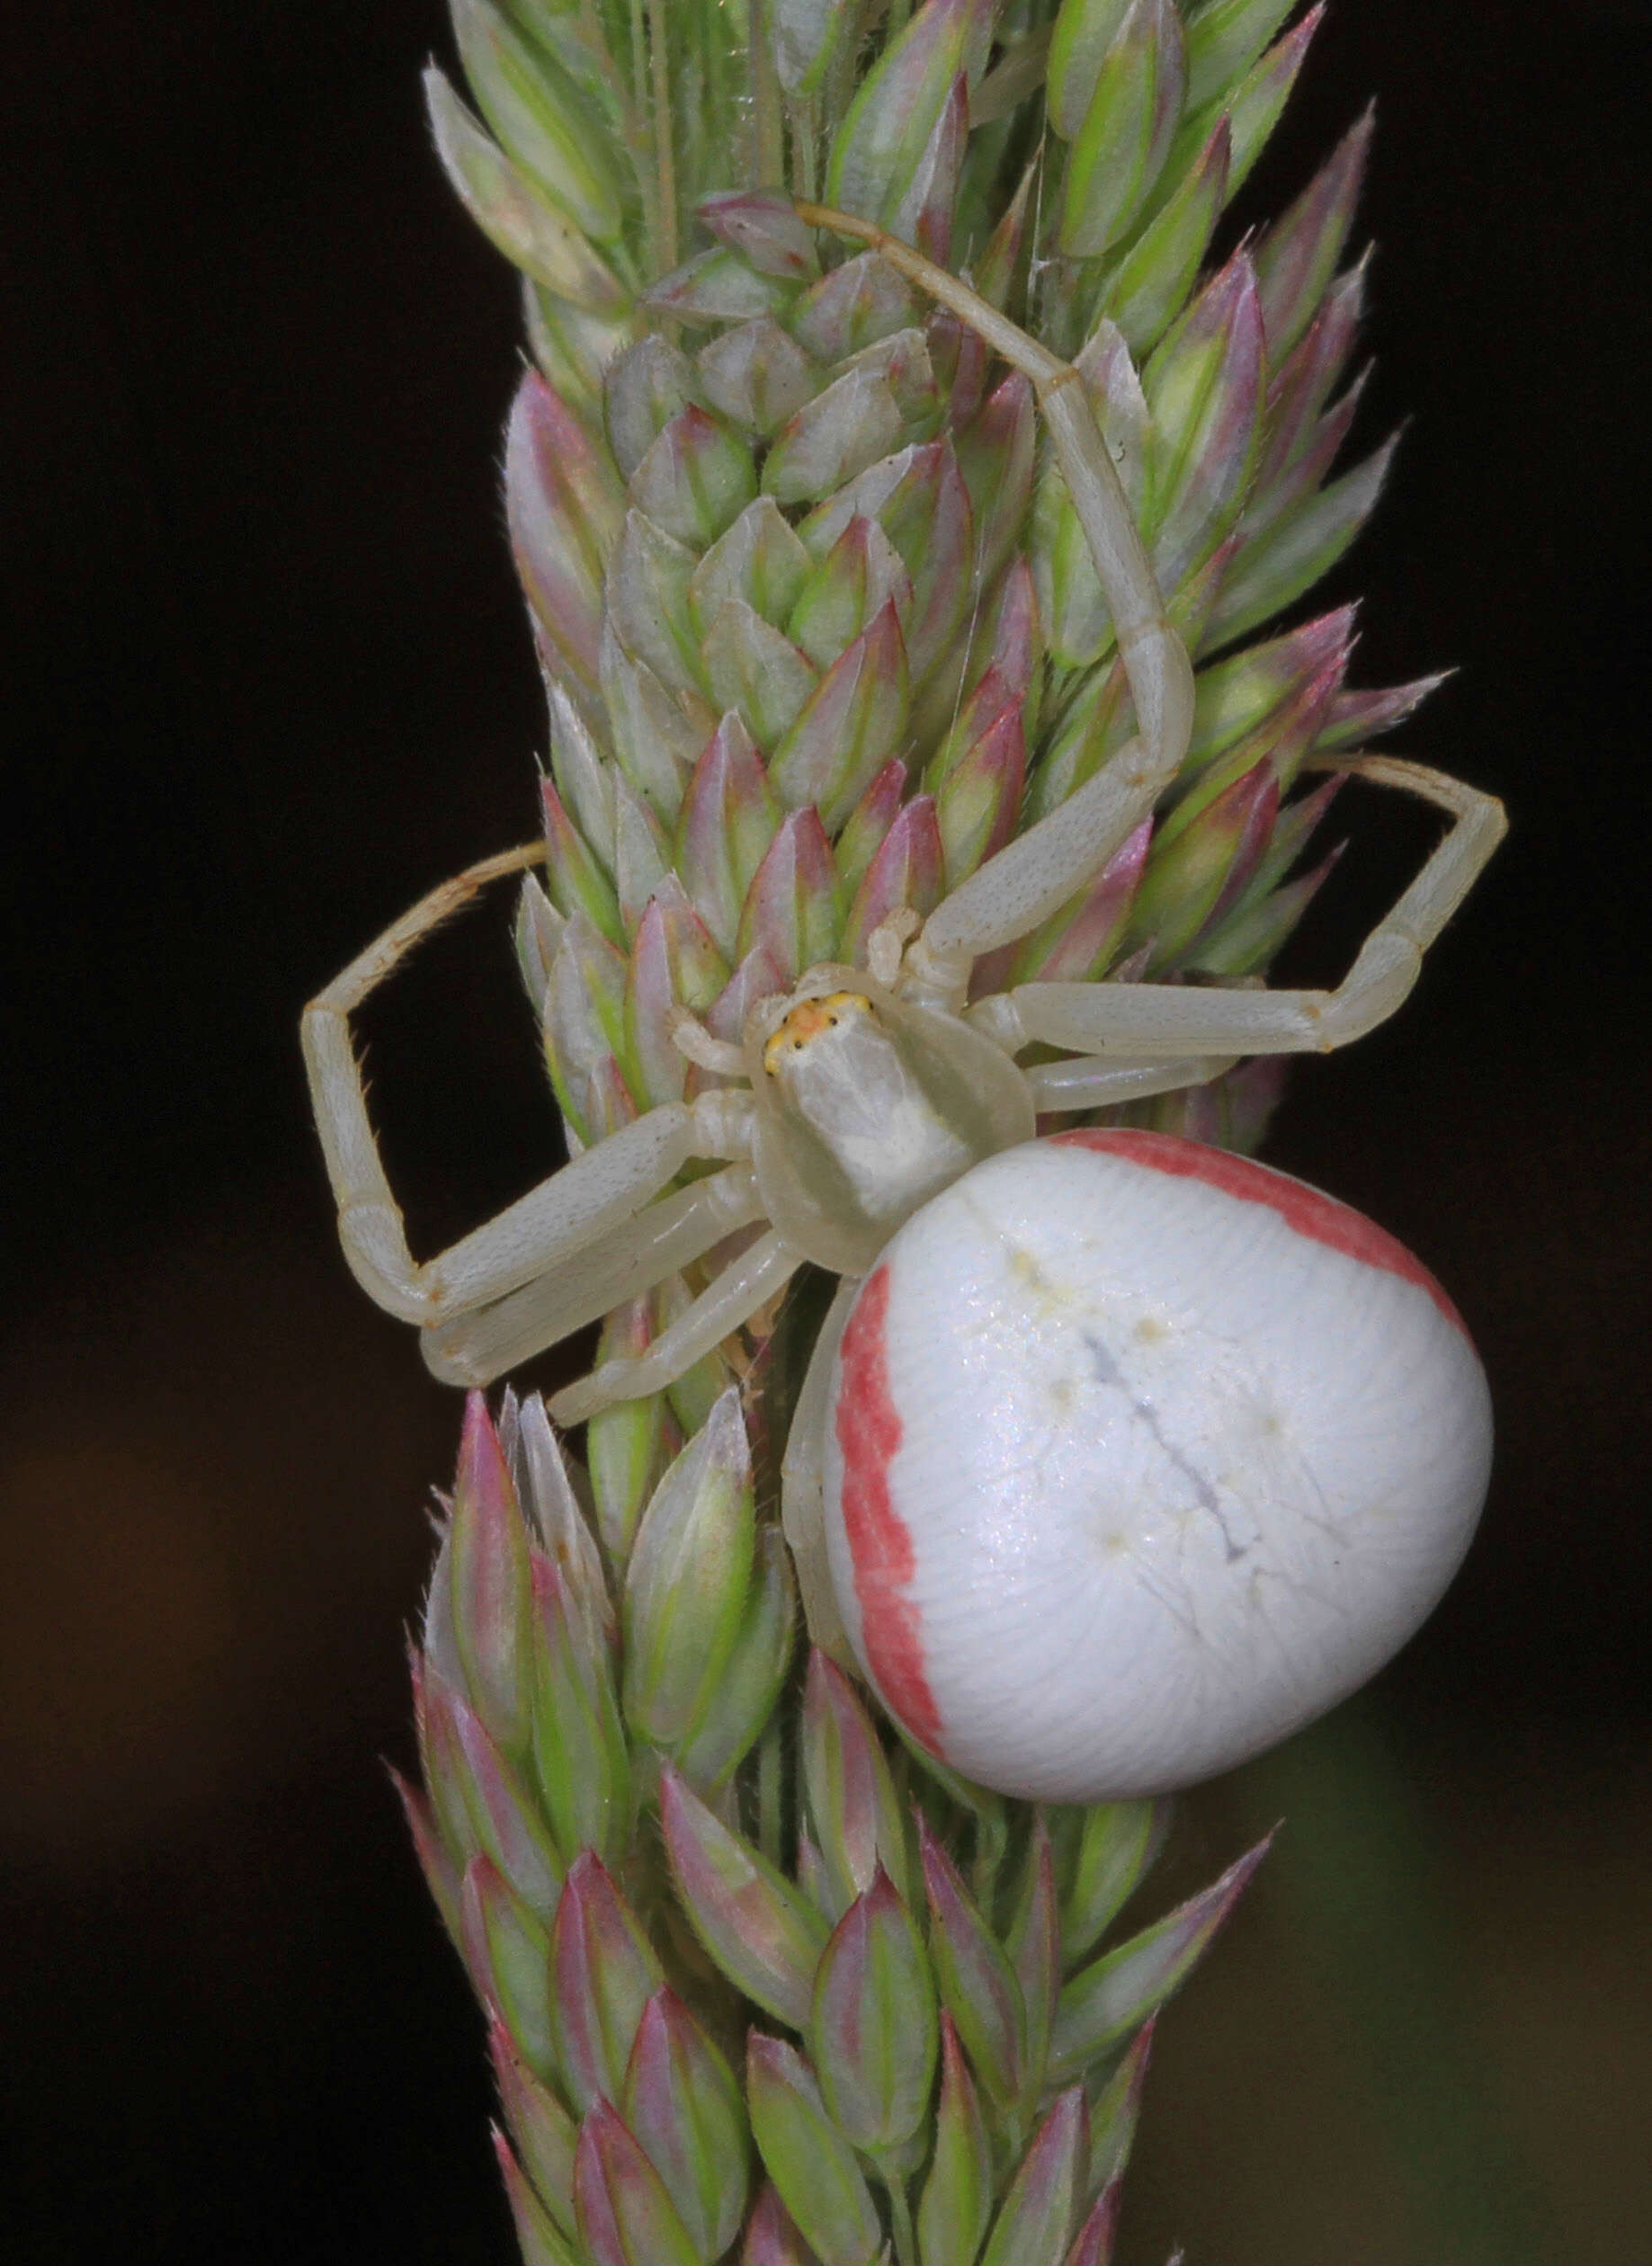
[303,213,1504,1798]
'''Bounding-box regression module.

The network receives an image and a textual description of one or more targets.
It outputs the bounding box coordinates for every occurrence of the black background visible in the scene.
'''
[3,4,1649,2261]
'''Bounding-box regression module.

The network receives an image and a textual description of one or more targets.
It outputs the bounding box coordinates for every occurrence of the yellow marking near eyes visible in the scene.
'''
[763,990,872,1075]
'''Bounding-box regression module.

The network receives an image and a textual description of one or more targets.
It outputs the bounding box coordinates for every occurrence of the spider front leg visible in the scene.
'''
[901,723,1197,1016]
[796,202,1196,1014]
[302,844,755,1335]
[970,756,1506,1063]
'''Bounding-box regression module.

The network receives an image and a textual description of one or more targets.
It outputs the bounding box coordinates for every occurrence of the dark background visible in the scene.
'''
[3,3,1648,2260]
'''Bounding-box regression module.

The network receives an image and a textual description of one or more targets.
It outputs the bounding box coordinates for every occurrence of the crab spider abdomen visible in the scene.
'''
[821,1129,1492,1804]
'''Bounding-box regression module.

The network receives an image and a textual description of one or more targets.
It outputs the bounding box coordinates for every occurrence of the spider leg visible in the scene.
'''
[301,843,755,1326]
[794,203,1195,1010]
[795,203,1192,783]
[969,756,1506,1061]
[780,1278,861,1667]
[422,1164,768,1387]
[906,736,1188,1006]
[549,1230,802,1427]
[1025,1055,1238,1112]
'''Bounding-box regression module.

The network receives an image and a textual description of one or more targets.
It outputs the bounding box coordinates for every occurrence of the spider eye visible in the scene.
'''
[762,989,877,1075]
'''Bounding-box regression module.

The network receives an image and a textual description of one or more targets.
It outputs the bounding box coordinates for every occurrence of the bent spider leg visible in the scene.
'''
[1025,1054,1239,1112]
[794,202,1196,1007]
[302,840,753,1325]
[549,1229,802,1427]
[421,1163,768,1387]
[906,740,1187,1008]
[780,1277,862,1665]
[865,907,920,989]
[971,755,1506,1061]
[667,1007,747,1078]
[794,202,1193,781]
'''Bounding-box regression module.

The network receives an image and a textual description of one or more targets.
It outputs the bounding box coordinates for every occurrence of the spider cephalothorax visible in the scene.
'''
[719,964,1034,1276]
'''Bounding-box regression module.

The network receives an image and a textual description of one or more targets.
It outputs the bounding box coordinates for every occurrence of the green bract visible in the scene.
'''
[414,1388,1266,2264]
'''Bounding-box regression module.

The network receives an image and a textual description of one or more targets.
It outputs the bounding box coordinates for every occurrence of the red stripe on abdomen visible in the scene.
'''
[834,1265,945,1755]
[1051,1127,1467,1334]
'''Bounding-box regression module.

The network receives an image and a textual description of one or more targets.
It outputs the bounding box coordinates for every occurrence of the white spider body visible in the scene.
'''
[820,1129,1492,1801]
